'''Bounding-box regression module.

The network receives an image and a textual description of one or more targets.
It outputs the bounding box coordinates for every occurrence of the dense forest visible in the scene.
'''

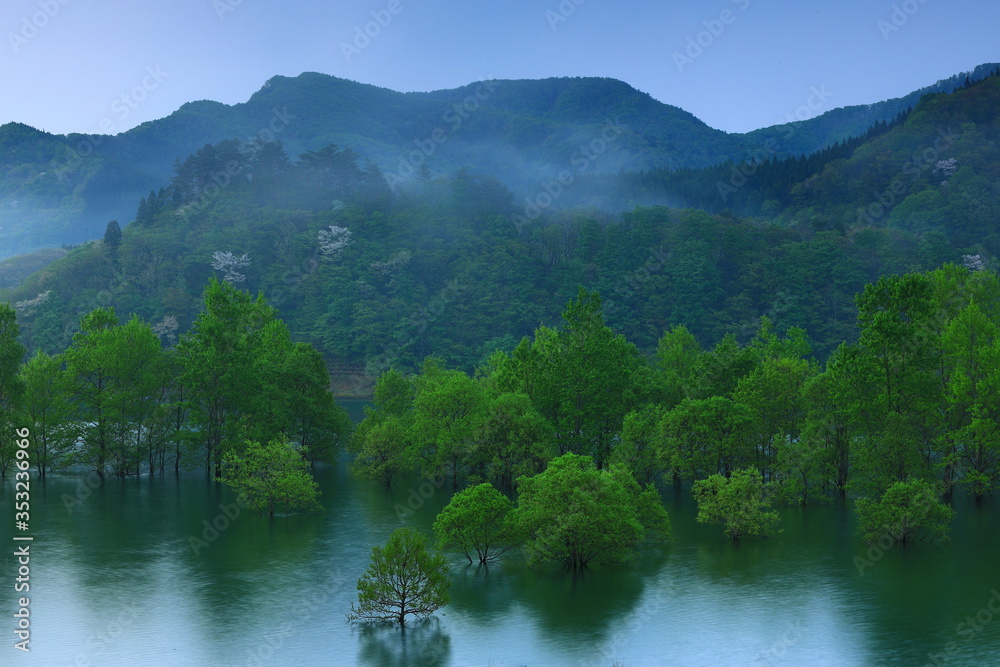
[0,68,998,528]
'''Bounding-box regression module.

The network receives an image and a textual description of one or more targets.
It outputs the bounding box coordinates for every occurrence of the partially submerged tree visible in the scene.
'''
[347,528,450,626]
[692,467,781,540]
[434,483,520,564]
[0,304,26,478]
[17,350,77,478]
[855,478,955,545]
[221,436,323,518]
[350,368,415,486]
[514,453,669,568]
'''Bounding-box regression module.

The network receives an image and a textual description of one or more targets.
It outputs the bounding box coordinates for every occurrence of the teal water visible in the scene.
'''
[2,405,1000,665]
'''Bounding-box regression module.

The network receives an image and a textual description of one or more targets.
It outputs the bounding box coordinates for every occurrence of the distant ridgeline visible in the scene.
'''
[1,63,998,259]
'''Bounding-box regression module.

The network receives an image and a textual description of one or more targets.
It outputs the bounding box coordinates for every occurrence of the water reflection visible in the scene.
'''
[355,617,452,667]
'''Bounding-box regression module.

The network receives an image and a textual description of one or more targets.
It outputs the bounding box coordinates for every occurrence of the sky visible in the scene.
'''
[1,0,996,137]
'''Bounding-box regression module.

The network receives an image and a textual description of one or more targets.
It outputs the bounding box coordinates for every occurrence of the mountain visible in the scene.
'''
[743,62,1000,156]
[1,65,996,260]
[3,72,997,385]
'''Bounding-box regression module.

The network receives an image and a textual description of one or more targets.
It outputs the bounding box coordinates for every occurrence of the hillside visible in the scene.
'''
[0,65,995,260]
[2,73,998,394]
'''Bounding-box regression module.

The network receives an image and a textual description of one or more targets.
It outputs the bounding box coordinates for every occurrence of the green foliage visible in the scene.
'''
[410,360,488,489]
[350,415,412,487]
[283,343,353,466]
[0,304,26,477]
[855,479,955,545]
[433,483,520,564]
[610,405,668,487]
[514,453,669,568]
[660,396,754,481]
[692,467,781,540]
[176,278,280,474]
[62,308,165,476]
[493,289,647,467]
[478,391,554,490]
[221,436,323,518]
[17,350,77,477]
[347,527,450,626]
[350,368,416,486]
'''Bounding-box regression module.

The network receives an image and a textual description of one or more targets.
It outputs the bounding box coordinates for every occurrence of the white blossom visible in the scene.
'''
[318,225,352,260]
[933,158,958,177]
[369,250,412,276]
[211,251,251,283]
[152,315,180,345]
[13,290,51,315]
[963,254,986,272]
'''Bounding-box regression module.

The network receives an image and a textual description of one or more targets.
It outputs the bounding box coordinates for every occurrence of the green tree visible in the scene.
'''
[347,528,450,625]
[0,304,26,478]
[178,278,278,476]
[433,483,520,564]
[659,396,754,482]
[351,415,412,487]
[855,479,955,545]
[410,360,487,490]
[655,324,701,407]
[63,309,162,476]
[514,453,669,568]
[283,343,352,467]
[221,436,323,518]
[799,356,855,497]
[844,273,943,494]
[610,404,668,487]
[492,289,646,467]
[478,391,554,490]
[940,303,1000,498]
[17,350,77,477]
[692,467,781,540]
[350,368,415,487]
[734,356,815,483]
[103,220,122,270]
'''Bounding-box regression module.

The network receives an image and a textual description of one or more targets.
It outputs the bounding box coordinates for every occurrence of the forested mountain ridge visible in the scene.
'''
[1,64,996,259]
[2,72,998,395]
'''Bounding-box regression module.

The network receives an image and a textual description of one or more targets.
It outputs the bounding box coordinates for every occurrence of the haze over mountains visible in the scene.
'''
[1,62,998,260]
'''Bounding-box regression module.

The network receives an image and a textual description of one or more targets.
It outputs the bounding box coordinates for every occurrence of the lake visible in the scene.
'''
[3,402,999,665]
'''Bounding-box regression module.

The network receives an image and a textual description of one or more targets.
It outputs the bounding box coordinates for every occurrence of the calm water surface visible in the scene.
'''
[3,402,999,666]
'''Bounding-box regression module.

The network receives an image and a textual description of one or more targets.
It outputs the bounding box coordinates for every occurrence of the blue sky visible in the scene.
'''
[1,0,996,136]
